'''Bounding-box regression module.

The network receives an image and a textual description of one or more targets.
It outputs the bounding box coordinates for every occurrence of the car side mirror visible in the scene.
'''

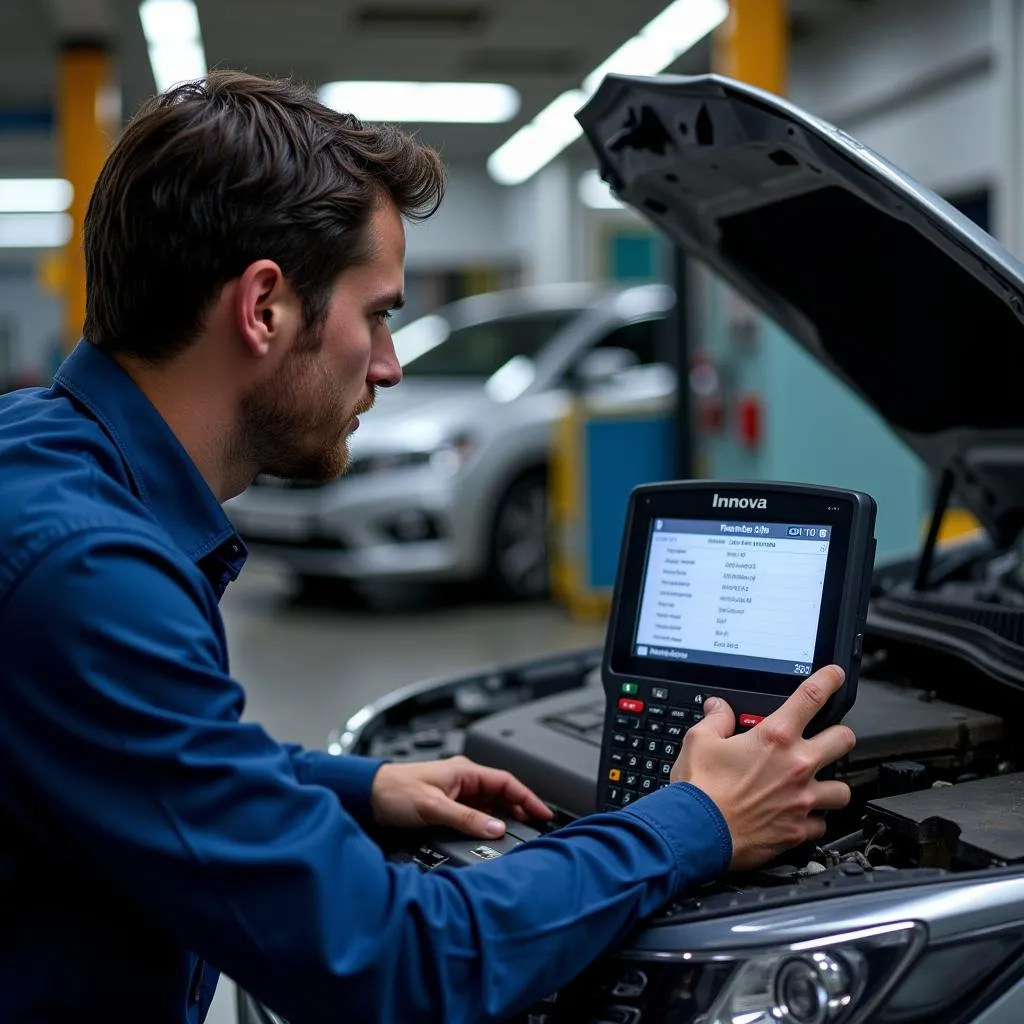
[574,346,640,386]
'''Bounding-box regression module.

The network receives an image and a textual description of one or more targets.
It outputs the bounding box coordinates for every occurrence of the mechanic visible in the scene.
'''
[0,70,856,1024]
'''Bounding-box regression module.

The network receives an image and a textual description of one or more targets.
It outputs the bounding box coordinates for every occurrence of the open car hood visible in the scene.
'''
[577,74,1024,549]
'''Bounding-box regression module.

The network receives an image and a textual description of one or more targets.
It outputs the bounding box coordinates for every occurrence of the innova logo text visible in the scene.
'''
[713,494,768,509]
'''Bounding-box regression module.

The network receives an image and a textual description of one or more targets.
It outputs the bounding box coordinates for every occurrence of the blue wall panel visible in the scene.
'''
[583,417,676,589]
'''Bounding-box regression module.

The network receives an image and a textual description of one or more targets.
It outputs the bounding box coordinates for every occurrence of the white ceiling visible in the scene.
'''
[0,0,872,177]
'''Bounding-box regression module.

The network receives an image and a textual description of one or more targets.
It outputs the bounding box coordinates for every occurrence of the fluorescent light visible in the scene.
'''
[147,42,207,92]
[0,213,73,248]
[318,81,520,124]
[139,0,200,43]
[139,0,207,93]
[488,0,729,186]
[487,89,587,186]
[582,0,729,93]
[0,179,73,213]
[578,168,624,210]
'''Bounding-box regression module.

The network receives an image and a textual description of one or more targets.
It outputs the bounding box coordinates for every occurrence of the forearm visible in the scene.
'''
[223,784,727,1024]
[396,784,730,1024]
[285,745,384,823]
[1,536,729,1024]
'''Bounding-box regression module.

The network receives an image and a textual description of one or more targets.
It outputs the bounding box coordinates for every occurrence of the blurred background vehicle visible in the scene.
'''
[224,282,675,601]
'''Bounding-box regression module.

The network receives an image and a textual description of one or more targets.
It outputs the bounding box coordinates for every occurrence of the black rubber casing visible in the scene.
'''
[597,480,877,811]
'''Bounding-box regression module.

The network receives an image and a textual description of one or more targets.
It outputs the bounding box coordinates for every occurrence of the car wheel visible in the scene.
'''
[487,470,549,601]
[294,573,367,609]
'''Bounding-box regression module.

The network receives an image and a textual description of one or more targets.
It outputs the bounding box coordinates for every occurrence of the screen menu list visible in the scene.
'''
[634,518,831,677]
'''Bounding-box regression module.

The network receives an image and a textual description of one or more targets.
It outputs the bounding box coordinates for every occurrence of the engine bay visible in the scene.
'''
[332,524,1024,1024]
[356,634,1024,896]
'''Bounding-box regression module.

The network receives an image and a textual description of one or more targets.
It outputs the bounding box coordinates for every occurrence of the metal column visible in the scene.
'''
[57,41,114,352]
[994,0,1024,255]
[713,0,788,95]
[659,244,693,480]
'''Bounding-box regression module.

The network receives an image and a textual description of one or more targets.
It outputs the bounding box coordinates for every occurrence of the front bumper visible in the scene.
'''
[224,466,487,583]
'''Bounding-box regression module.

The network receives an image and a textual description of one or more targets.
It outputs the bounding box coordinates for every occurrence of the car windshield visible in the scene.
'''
[395,310,578,377]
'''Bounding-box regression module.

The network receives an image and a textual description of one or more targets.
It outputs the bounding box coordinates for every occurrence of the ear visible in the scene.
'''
[234,260,298,358]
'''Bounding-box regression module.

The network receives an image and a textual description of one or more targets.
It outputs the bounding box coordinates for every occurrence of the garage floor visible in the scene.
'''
[206,557,607,1023]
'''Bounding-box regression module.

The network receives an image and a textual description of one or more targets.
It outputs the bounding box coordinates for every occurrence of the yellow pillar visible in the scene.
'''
[713,0,788,95]
[57,43,114,352]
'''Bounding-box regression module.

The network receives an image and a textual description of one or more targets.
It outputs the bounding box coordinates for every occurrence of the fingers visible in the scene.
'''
[767,665,845,737]
[468,765,553,821]
[805,815,828,843]
[806,724,856,772]
[695,695,736,738]
[428,793,508,839]
[809,779,852,812]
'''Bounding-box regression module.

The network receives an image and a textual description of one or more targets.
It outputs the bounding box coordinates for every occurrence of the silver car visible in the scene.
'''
[224,282,675,600]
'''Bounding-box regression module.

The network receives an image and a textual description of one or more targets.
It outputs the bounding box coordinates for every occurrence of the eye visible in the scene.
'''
[373,309,394,327]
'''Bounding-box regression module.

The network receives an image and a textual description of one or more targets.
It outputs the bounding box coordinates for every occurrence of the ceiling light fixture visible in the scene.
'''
[139,0,207,94]
[318,81,520,124]
[486,89,587,189]
[487,0,729,186]
[0,213,73,248]
[578,168,625,210]
[0,179,73,214]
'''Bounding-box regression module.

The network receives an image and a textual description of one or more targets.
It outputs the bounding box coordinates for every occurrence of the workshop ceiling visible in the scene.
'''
[1,0,869,177]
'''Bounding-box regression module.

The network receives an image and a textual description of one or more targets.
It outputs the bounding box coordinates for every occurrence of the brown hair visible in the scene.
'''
[82,69,445,362]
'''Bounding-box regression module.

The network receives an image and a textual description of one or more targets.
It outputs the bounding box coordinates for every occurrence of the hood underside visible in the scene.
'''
[577,73,1024,548]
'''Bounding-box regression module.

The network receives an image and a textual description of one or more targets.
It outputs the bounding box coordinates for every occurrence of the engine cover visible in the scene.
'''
[864,773,1024,869]
[463,678,1005,818]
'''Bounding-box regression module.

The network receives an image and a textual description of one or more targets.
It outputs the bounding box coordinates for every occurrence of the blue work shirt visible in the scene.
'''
[0,339,732,1024]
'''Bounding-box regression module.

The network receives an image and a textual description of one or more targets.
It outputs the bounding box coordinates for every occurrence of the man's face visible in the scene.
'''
[240,201,405,481]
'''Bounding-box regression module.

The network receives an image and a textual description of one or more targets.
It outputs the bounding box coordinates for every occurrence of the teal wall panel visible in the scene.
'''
[695,275,929,562]
[609,233,659,282]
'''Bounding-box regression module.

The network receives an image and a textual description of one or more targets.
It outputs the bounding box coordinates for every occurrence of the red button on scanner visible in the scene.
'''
[618,697,646,714]
[739,714,764,728]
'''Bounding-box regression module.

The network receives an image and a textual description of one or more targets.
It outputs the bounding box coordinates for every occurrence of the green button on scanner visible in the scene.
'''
[621,682,638,695]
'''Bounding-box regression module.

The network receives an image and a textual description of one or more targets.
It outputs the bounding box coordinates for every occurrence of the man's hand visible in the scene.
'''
[371,755,554,839]
[671,665,856,871]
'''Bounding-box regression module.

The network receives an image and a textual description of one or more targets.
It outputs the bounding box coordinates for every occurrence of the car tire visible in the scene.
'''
[486,469,550,601]
[294,573,367,609]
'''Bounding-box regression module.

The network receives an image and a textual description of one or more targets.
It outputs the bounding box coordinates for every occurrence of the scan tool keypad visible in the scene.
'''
[604,684,704,811]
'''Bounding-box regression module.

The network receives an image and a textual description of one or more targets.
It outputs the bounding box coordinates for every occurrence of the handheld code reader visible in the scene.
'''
[597,480,876,813]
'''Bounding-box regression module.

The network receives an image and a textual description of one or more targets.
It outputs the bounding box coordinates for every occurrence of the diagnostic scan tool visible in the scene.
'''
[598,481,876,811]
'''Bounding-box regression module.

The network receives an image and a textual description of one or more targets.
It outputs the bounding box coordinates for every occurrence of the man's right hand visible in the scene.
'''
[671,665,856,872]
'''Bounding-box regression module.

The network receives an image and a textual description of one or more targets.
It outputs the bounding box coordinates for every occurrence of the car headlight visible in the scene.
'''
[347,433,476,478]
[699,922,924,1024]
[345,450,432,476]
[701,922,922,1024]
[574,922,925,1024]
[581,914,1024,1024]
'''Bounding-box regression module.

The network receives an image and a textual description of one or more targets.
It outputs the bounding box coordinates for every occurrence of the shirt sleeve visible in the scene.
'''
[284,746,385,823]
[0,528,731,1024]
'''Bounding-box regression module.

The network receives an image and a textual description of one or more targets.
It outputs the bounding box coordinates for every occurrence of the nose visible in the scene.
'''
[369,329,403,388]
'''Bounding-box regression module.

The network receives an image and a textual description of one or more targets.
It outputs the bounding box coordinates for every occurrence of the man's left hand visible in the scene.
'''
[370,755,554,839]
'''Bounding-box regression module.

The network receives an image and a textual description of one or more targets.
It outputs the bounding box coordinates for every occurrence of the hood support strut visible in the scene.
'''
[915,468,956,592]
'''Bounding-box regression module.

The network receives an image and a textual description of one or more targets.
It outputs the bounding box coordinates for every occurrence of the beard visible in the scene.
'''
[237,318,375,483]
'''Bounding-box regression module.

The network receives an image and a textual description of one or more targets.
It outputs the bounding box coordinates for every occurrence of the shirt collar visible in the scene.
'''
[53,340,247,574]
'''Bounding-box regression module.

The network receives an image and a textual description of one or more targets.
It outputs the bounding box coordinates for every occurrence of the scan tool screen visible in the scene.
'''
[633,518,831,678]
